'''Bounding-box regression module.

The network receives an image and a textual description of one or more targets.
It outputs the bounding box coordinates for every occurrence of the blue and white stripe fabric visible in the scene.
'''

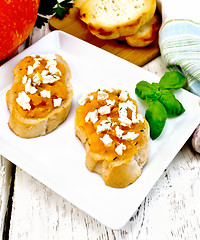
[157,0,200,96]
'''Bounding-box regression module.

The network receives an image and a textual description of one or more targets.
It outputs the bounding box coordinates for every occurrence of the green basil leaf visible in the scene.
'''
[135,81,160,102]
[159,71,185,90]
[159,90,185,117]
[145,100,168,140]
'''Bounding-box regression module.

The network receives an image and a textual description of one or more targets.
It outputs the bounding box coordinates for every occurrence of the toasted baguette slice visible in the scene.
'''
[6,54,73,138]
[77,0,156,40]
[75,89,150,188]
[124,11,161,47]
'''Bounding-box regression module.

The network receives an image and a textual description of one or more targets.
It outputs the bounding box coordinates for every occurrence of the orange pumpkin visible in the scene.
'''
[0,0,40,61]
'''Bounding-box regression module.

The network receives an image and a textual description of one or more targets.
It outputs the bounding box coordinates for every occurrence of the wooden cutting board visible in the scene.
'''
[49,7,160,67]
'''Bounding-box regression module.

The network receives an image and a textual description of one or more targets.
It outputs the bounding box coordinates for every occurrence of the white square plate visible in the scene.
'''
[0,31,200,229]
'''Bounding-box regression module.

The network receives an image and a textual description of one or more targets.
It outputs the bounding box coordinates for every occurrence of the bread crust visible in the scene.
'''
[6,54,73,138]
[77,0,156,40]
[124,11,161,47]
[75,90,150,188]
[75,119,149,188]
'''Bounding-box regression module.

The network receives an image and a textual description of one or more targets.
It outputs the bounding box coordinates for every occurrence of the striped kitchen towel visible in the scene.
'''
[157,0,200,97]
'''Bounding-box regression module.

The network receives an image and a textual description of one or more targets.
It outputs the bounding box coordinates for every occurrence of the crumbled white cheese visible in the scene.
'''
[119,116,132,127]
[46,59,57,69]
[41,70,49,77]
[115,143,126,155]
[119,90,128,101]
[22,75,28,84]
[27,66,33,75]
[42,74,60,84]
[126,100,136,112]
[106,88,114,93]
[53,98,62,107]
[32,72,42,86]
[25,79,37,94]
[40,90,51,98]
[97,90,108,100]
[32,59,40,70]
[34,56,42,61]
[100,134,113,146]
[118,100,137,127]
[31,55,42,60]
[85,109,98,123]
[78,94,94,106]
[16,91,31,110]
[115,126,124,138]
[98,105,111,115]
[48,64,61,76]
[132,112,144,124]
[46,58,61,75]
[132,112,139,124]
[96,119,112,134]
[106,99,115,106]
[137,113,144,123]
[118,102,128,117]
[122,132,139,141]
[43,54,56,61]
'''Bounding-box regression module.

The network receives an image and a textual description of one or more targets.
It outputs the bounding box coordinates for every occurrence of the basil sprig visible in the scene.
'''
[135,71,185,140]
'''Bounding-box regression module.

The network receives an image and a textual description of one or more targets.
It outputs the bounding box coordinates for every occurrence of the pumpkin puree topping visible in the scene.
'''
[76,89,145,160]
[12,54,68,118]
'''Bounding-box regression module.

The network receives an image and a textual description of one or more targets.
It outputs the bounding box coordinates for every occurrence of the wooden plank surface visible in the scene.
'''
[49,7,160,67]
[0,157,13,240]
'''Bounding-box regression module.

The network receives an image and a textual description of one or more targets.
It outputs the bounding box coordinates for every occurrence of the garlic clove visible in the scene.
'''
[192,125,200,153]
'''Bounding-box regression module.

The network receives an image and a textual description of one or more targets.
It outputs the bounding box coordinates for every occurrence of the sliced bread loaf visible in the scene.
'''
[77,0,156,39]
[75,89,150,188]
[6,54,73,138]
[120,11,161,47]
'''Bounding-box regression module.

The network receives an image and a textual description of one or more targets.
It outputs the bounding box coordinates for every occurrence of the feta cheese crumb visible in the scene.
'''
[40,90,51,98]
[132,112,139,124]
[41,70,49,77]
[119,90,128,101]
[137,113,144,123]
[132,112,144,124]
[48,64,61,76]
[40,54,56,61]
[106,88,114,93]
[97,90,108,100]
[119,116,132,127]
[96,119,111,134]
[106,99,115,106]
[98,105,111,115]
[22,75,28,84]
[32,59,40,70]
[118,102,128,117]
[78,94,94,106]
[122,132,139,141]
[115,143,126,155]
[27,66,33,75]
[53,98,62,107]
[32,72,42,86]
[115,126,124,138]
[16,91,31,110]
[46,59,57,68]
[100,134,113,146]
[25,79,37,94]
[85,110,98,123]
[42,74,60,84]
[126,100,136,112]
